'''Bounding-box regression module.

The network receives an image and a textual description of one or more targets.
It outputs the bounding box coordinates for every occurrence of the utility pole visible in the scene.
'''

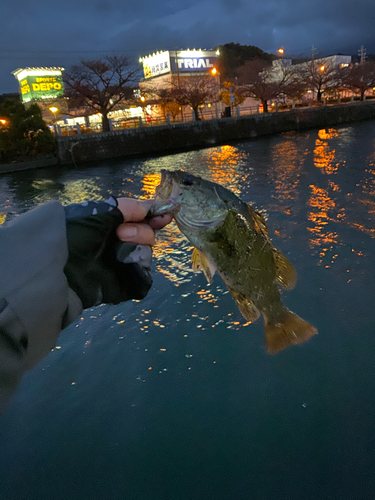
[175,45,180,88]
[174,45,183,121]
[358,45,367,64]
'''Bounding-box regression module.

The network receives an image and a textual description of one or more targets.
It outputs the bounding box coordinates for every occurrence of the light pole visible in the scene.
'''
[49,106,58,122]
[210,66,221,116]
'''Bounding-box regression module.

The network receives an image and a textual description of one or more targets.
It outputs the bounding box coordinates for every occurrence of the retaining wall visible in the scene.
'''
[0,154,59,174]
[53,101,375,165]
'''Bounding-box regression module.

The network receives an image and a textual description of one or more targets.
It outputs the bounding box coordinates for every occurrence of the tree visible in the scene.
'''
[236,59,294,112]
[0,98,56,163]
[217,43,273,80]
[298,58,340,102]
[342,61,375,100]
[141,85,176,120]
[64,56,140,132]
[165,101,181,121]
[219,81,247,107]
[170,75,220,120]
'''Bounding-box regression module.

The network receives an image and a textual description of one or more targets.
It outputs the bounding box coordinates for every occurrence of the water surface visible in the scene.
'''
[1,122,375,500]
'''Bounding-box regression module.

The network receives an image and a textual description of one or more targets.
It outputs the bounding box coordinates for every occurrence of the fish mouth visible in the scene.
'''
[149,170,181,216]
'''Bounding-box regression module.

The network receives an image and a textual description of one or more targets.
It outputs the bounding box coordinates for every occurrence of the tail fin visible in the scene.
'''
[264,310,318,355]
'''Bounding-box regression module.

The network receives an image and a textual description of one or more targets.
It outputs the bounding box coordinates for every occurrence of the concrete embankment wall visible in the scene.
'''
[0,154,59,175]
[55,101,375,165]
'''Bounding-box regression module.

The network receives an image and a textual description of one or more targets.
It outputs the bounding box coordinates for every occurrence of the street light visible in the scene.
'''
[0,118,8,126]
[320,65,325,72]
[49,106,58,121]
[211,67,217,75]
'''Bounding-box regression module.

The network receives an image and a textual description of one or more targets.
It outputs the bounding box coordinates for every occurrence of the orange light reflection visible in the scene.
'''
[142,173,162,197]
[314,139,337,175]
[307,184,340,265]
[271,140,302,202]
[350,167,375,237]
[201,145,242,193]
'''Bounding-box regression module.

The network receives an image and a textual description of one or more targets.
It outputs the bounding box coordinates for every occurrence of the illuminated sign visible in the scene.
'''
[140,51,170,79]
[140,49,218,79]
[172,50,218,73]
[12,67,65,103]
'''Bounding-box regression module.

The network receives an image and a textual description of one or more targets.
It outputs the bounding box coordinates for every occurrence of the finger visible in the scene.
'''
[148,213,174,230]
[116,222,156,246]
[116,198,154,222]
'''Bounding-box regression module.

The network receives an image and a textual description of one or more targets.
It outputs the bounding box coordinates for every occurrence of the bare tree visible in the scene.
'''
[236,59,293,112]
[170,75,220,120]
[298,58,339,102]
[342,61,375,100]
[141,85,175,119]
[64,56,140,132]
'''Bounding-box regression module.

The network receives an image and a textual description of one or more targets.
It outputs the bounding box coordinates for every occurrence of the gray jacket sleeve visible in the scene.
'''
[0,201,82,412]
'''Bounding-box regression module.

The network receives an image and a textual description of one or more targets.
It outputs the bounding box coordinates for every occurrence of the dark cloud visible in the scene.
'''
[219,0,243,12]
[1,0,374,93]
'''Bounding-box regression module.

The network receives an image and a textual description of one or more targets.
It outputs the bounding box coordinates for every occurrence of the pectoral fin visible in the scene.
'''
[191,248,216,284]
[226,285,261,323]
[272,248,297,290]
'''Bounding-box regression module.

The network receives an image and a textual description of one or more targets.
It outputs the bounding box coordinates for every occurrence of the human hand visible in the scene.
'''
[116,198,173,245]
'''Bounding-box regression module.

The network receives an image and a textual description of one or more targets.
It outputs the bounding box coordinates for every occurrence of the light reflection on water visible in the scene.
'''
[0,124,374,329]
[1,121,375,500]
[0,124,374,330]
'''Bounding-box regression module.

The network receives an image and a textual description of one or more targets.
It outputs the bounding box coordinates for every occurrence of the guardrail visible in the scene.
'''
[53,95,374,137]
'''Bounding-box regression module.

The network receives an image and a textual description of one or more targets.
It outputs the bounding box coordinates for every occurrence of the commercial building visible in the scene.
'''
[266,54,352,102]
[12,66,68,120]
[138,49,221,119]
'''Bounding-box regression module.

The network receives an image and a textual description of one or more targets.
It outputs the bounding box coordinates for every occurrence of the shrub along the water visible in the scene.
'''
[0,98,56,164]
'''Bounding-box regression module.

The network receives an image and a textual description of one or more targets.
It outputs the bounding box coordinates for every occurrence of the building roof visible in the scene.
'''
[12,67,65,78]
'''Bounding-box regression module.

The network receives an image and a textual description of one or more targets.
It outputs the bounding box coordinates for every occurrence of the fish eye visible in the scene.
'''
[182,177,193,186]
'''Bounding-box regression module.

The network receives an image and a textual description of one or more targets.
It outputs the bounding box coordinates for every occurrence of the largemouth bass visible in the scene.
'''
[151,170,317,354]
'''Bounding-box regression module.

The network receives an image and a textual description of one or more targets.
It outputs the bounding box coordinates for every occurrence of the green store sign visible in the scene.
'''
[19,74,64,102]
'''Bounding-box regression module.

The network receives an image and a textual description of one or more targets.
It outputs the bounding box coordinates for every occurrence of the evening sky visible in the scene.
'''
[0,0,374,94]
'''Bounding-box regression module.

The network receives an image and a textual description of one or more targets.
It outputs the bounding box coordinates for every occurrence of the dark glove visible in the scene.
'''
[63,197,153,309]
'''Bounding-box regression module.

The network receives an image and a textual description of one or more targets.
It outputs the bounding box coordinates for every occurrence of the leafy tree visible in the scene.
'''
[64,56,140,132]
[164,101,181,121]
[217,43,273,80]
[342,61,375,100]
[236,59,294,112]
[219,81,247,107]
[0,98,56,163]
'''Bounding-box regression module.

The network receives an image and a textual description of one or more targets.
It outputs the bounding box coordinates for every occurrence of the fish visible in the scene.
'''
[150,170,318,355]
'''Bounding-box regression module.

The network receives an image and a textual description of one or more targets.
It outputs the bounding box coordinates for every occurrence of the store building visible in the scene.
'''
[12,67,68,120]
[138,49,221,119]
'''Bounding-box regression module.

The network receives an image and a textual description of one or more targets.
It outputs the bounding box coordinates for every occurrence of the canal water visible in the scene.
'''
[0,121,375,500]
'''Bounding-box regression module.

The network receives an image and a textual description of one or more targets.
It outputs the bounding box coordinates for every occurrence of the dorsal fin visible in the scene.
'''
[272,248,297,290]
[191,248,216,284]
[247,205,270,237]
[247,204,297,290]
